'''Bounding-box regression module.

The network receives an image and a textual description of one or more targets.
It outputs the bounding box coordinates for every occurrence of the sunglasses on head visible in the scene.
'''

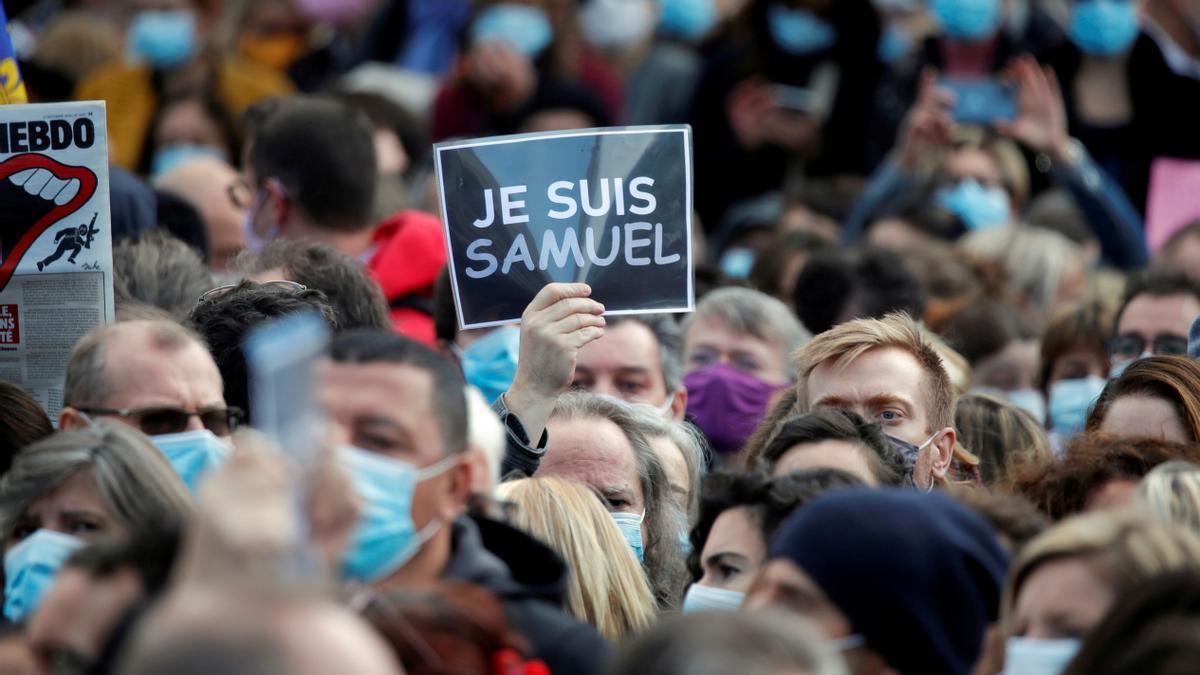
[1108,333,1189,361]
[197,280,307,304]
[78,405,244,436]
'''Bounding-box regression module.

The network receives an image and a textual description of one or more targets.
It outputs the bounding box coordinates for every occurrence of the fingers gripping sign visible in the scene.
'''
[504,283,606,445]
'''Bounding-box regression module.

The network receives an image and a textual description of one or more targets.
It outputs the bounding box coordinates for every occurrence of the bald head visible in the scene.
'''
[154,156,247,270]
[60,320,226,433]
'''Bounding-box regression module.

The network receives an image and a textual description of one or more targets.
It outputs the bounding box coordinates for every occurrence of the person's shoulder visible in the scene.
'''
[500,597,611,675]
[75,63,151,99]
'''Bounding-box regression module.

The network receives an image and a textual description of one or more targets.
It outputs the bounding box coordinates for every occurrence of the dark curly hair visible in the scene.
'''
[187,281,337,424]
[1009,433,1200,520]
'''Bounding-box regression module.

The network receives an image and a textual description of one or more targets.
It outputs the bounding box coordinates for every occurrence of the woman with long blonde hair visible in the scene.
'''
[496,477,658,642]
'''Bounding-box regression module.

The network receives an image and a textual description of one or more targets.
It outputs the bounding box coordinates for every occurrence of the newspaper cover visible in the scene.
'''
[0,101,113,418]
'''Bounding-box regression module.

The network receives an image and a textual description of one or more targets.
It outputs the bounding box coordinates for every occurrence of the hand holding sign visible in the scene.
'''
[504,282,605,446]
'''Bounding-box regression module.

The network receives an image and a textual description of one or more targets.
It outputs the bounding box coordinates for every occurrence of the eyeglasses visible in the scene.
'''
[1108,333,1189,361]
[197,280,307,304]
[77,405,244,436]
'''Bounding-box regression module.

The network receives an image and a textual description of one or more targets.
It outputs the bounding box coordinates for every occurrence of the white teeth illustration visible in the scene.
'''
[8,168,82,206]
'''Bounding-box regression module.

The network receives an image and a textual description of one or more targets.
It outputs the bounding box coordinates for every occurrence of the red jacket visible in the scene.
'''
[367,210,447,346]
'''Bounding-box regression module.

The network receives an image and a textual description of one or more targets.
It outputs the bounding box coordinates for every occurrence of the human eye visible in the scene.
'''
[10,519,37,542]
[606,496,631,511]
[717,563,742,580]
[689,348,717,368]
[66,517,103,537]
[617,378,646,395]
[732,355,761,373]
[876,409,904,424]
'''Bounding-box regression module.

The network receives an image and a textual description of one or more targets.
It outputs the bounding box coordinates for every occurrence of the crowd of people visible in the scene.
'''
[5,0,1200,673]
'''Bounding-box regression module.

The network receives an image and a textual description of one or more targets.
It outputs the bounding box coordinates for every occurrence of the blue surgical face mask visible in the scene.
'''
[1048,375,1107,436]
[610,510,645,562]
[767,3,838,56]
[682,583,745,612]
[936,178,1011,230]
[1002,636,1081,675]
[457,327,520,405]
[718,247,756,279]
[151,430,232,494]
[1109,356,1138,380]
[127,10,197,69]
[581,0,656,50]
[878,23,915,63]
[4,529,85,623]
[659,0,718,41]
[339,445,459,583]
[1007,388,1047,425]
[930,0,1002,41]
[1069,0,1139,56]
[471,4,554,58]
[150,144,227,178]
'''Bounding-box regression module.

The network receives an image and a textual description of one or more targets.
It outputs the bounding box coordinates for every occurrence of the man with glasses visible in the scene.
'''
[1109,269,1200,376]
[59,320,239,437]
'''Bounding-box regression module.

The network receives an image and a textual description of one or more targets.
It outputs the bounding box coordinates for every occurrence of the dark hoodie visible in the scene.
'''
[367,209,447,346]
[444,515,610,675]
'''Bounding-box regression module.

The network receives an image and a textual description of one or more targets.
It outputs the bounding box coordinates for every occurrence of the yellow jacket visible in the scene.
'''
[76,58,293,171]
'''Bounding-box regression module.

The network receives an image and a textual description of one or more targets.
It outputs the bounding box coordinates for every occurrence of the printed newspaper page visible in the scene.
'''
[0,101,113,419]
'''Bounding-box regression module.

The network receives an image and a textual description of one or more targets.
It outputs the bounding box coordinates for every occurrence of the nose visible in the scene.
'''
[184,413,206,432]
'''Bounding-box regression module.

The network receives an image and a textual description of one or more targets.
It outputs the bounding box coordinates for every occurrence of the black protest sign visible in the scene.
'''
[435,126,694,329]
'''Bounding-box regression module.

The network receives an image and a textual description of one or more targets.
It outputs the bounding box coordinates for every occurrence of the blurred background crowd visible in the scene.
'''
[4,0,1200,674]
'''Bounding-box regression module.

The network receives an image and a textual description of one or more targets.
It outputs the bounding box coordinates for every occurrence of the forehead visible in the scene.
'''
[25,469,113,520]
[540,417,640,495]
[319,361,437,424]
[706,506,763,555]
[103,336,223,405]
[686,315,777,355]
[576,322,662,373]
[806,346,927,407]
[944,147,1002,180]
[1118,293,1200,337]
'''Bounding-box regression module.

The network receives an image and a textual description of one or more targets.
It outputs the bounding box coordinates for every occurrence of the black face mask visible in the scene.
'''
[887,434,921,489]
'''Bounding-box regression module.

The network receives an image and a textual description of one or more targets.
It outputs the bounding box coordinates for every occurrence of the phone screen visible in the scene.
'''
[938,77,1017,125]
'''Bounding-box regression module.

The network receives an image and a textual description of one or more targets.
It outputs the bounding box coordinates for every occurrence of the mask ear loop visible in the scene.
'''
[921,431,942,493]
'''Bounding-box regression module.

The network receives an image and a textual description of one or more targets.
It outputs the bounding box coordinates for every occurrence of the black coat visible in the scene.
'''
[443,515,611,675]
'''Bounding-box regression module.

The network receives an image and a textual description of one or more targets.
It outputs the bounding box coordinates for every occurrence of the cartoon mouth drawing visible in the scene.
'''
[0,153,97,290]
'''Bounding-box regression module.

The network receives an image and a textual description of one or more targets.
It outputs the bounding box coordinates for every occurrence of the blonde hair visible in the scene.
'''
[955,391,1052,487]
[1138,461,1200,533]
[1001,510,1200,631]
[794,312,956,431]
[496,477,658,642]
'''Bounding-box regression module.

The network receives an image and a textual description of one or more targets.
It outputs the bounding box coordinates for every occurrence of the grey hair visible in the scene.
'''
[113,230,214,322]
[610,314,686,393]
[684,287,811,377]
[611,610,848,675]
[624,403,708,525]
[550,392,690,609]
[0,419,192,546]
[64,320,208,408]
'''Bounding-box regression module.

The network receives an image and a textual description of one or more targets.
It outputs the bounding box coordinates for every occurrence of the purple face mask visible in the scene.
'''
[684,363,786,456]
